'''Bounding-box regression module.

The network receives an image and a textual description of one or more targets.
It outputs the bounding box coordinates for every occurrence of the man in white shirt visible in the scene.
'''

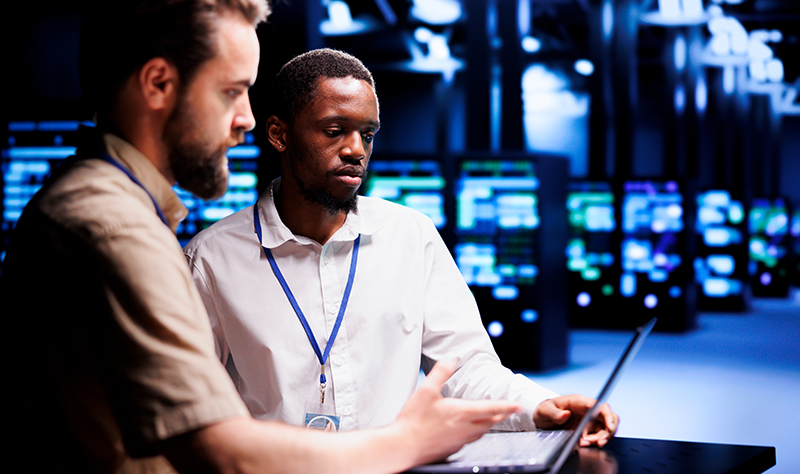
[184,48,618,446]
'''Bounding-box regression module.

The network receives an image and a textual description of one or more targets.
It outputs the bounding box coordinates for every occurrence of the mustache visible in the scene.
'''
[331,164,366,177]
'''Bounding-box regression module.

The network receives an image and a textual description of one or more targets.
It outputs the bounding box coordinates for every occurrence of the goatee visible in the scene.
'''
[296,173,360,216]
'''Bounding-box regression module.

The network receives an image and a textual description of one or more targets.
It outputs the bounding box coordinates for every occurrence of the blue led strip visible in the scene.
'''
[2,147,76,159]
[227,145,260,158]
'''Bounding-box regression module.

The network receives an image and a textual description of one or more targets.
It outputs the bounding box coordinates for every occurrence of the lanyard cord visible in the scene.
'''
[253,202,360,386]
[98,153,170,228]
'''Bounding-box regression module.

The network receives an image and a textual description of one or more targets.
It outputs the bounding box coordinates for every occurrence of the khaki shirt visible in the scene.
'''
[1,132,248,473]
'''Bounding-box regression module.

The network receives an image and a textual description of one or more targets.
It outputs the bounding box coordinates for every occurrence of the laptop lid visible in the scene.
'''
[546,316,656,473]
[407,317,657,474]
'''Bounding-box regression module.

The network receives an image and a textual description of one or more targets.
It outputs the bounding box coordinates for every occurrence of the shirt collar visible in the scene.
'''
[102,133,188,232]
[257,178,375,249]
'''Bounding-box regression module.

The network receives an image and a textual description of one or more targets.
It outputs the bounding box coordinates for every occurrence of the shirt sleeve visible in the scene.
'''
[89,210,248,452]
[418,221,559,431]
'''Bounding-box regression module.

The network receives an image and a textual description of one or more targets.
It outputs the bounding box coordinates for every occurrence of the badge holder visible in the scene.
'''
[304,398,341,432]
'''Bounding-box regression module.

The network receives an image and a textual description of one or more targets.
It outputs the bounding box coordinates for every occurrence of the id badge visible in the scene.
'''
[304,399,341,432]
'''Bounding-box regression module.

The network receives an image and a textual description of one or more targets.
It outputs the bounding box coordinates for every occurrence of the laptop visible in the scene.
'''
[407,317,657,474]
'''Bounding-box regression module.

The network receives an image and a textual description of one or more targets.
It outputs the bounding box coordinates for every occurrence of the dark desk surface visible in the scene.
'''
[560,437,776,474]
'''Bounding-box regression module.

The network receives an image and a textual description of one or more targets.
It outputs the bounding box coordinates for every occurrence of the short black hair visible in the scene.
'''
[79,0,270,120]
[270,48,376,124]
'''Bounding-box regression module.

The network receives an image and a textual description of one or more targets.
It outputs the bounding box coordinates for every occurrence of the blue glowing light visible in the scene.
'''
[703,278,742,297]
[723,66,736,94]
[704,278,731,296]
[519,265,538,278]
[402,26,465,82]
[602,0,614,40]
[8,121,36,132]
[644,294,658,309]
[577,292,591,307]
[674,34,687,71]
[659,0,681,18]
[487,321,504,338]
[492,286,519,300]
[201,207,236,221]
[409,0,462,25]
[729,203,745,224]
[696,75,708,112]
[703,228,735,246]
[674,84,686,113]
[707,255,735,275]
[521,310,538,323]
[621,273,636,297]
[699,206,726,225]
[3,146,76,159]
[574,59,595,76]
[229,172,257,188]
[227,145,260,158]
[582,268,600,280]
[517,0,531,36]
[521,36,542,53]
[649,269,668,282]
[320,1,376,35]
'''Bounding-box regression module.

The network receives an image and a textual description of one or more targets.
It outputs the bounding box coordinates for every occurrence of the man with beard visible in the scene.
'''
[184,48,619,444]
[0,4,522,474]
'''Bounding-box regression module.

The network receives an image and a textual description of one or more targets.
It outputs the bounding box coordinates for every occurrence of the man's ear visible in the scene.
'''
[138,57,179,111]
[267,116,288,152]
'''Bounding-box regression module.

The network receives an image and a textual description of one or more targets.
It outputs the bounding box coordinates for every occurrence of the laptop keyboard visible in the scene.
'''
[447,430,573,468]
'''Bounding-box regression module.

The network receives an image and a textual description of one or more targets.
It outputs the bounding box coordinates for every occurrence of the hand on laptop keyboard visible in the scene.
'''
[533,394,619,447]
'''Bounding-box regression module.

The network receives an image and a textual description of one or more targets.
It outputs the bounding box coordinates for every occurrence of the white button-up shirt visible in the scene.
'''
[184,179,558,431]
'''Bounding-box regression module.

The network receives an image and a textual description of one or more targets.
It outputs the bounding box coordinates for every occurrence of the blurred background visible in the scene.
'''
[2,0,798,472]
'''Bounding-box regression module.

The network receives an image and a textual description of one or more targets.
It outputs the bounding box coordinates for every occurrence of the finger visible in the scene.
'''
[468,412,519,431]
[455,399,524,421]
[537,400,571,423]
[552,394,592,411]
[422,358,459,389]
[580,429,613,447]
[604,411,619,435]
[580,413,617,446]
[533,403,571,430]
[589,405,617,435]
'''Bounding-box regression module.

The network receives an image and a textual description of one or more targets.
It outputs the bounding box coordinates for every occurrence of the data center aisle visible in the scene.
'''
[526,290,800,474]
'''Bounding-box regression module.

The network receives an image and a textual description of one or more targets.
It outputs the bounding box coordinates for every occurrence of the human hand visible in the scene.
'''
[533,394,618,447]
[394,358,523,465]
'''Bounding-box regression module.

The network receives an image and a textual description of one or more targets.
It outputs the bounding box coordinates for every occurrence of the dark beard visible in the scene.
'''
[163,97,230,201]
[285,145,362,216]
[294,170,360,216]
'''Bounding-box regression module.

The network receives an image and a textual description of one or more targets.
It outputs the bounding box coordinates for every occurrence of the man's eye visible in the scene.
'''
[362,133,374,144]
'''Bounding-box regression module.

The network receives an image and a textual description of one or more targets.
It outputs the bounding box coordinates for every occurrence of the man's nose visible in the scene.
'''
[342,131,366,161]
[233,93,256,133]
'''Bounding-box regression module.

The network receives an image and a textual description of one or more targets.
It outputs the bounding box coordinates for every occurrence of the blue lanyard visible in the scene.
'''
[98,153,170,228]
[253,202,360,400]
